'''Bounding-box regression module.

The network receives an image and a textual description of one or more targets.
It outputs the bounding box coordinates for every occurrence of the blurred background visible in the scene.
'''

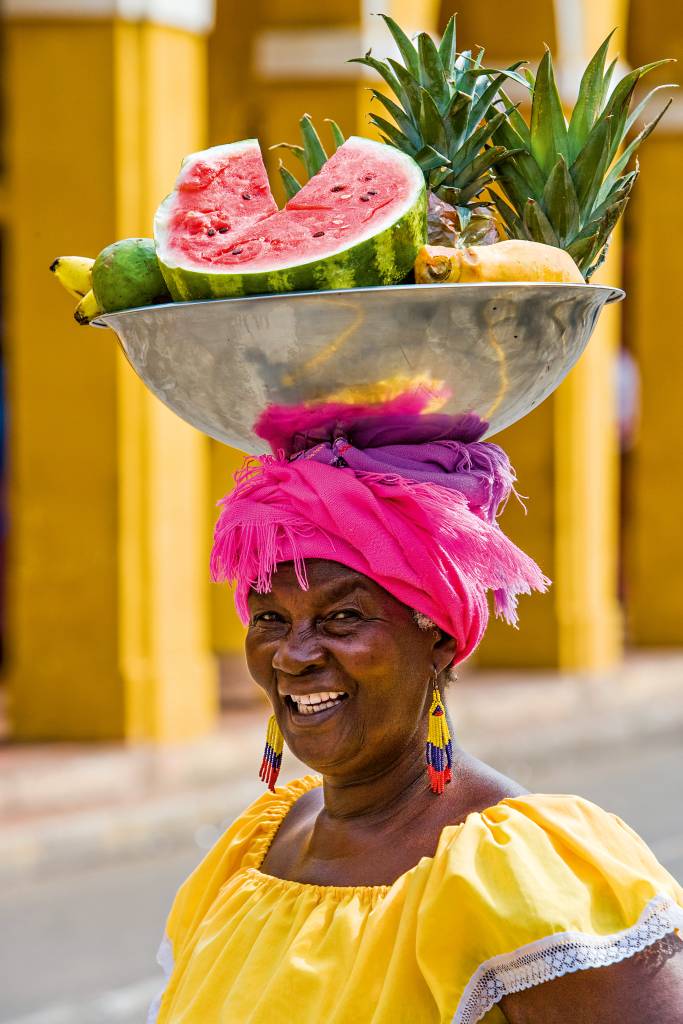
[0,1,682,1021]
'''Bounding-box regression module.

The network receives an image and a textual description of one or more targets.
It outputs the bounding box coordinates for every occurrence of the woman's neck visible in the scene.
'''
[318,733,432,827]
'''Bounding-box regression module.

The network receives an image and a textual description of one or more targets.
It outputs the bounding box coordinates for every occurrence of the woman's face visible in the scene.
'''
[246,559,456,777]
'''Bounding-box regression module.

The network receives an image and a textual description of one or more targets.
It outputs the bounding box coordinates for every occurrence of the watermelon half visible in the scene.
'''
[154,137,427,299]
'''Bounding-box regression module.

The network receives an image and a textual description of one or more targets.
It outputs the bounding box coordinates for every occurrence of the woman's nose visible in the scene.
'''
[271,622,325,675]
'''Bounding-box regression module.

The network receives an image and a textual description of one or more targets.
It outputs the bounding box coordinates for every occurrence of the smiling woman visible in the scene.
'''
[148,422,683,1024]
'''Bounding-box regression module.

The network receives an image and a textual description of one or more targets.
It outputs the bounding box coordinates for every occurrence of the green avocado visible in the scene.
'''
[92,237,171,312]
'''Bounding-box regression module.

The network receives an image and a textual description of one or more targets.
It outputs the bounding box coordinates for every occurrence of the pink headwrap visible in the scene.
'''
[210,426,549,665]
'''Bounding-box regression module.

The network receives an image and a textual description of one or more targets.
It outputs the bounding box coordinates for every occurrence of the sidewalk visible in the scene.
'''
[1,652,682,881]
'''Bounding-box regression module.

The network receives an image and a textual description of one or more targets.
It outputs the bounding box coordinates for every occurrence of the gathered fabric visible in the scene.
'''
[149,776,683,1024]
[210,436,549,664]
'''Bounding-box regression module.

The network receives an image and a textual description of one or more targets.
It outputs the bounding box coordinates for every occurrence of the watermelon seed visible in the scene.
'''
[218,227,229,233]
[360,196,370,202]
[313,231,325,237]
[207,228,216,236]
[330,185,345,192]
[367,190,378,196]
[363,174,373,181]
[242,193,251,200]
[232,248,244,255]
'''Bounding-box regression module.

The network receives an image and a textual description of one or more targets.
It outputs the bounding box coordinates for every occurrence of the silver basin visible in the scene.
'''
[92,282,624,453]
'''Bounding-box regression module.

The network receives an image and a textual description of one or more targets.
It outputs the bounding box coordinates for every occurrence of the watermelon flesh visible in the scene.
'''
[155,137,426,299]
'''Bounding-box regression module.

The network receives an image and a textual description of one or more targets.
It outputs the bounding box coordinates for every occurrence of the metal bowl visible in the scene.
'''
[92,281,624,453]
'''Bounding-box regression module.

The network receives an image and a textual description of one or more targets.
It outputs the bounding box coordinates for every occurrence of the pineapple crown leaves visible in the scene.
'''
[271,114,345,199]
[490,40,676,278]
[349,13,526,203]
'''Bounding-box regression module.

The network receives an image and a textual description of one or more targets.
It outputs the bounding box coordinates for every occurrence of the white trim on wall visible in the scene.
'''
[3,0,215,34]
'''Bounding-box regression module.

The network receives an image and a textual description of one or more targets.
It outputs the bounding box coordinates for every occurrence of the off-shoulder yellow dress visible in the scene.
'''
[148,775,683,1024]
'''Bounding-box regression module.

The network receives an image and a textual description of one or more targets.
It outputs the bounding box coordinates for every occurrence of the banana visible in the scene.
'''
[73,289,102,326]
[50,255,95,300]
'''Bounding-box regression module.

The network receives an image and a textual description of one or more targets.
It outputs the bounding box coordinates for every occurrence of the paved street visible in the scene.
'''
[1,730,681,1024]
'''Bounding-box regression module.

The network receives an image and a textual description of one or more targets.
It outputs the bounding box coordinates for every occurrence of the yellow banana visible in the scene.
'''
[73,289,102,326]
[50,255,95,300]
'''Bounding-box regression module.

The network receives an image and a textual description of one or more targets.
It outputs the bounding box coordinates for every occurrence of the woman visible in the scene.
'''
[149,422,683,1023]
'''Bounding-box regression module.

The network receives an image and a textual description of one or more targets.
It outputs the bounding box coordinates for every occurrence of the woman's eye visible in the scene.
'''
[251,612,282,624]
[328,609,360,622]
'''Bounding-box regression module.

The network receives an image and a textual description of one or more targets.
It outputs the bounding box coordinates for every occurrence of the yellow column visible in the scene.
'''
[5,3,217,740]
[457,1,624,670]
[624,0,683,643]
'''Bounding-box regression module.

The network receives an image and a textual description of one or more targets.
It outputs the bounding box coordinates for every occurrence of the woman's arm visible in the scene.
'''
[500,934,683,1023]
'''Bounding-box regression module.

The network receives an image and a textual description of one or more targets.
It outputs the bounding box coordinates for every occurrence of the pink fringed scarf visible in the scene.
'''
[210,442,550,665]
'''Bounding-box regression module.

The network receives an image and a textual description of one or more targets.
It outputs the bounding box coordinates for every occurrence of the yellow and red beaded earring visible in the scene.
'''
[426,674,453,794]
[260,713,284,792]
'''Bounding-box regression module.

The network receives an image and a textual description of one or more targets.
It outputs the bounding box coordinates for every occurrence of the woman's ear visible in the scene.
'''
[432,629,457,673]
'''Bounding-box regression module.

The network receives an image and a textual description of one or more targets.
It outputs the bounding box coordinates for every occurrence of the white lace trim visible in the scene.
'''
[146,932,175,1024]
[453,893,683,1024]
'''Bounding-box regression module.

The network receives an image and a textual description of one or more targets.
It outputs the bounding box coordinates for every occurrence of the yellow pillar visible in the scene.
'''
[457,1,624,670]
[5,3,217,740]
[624,0,683,643]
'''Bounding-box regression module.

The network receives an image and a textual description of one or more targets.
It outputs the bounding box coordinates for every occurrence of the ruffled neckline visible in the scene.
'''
[239,773,451,901]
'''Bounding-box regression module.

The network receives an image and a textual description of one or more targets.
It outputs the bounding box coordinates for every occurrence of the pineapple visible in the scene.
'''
[350,15,525,245]
[490,37,674,279]
[272,114,346,200]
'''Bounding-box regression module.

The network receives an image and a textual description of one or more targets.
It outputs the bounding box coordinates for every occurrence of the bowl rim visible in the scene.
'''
[90,280,625,328]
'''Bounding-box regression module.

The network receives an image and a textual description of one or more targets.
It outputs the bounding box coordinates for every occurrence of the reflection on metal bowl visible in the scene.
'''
[92,281,624,454]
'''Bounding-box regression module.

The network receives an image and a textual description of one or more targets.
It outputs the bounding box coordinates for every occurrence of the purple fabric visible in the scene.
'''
[293,431,515,524]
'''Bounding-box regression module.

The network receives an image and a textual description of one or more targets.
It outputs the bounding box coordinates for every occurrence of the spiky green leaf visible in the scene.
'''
[601,100,671,197]
[566,232,600,267]
[492,194,527,238]
[523,198,560,246]
[388,58,424,124]
[349,53,403,99]
[468,68,524,133]
[530,49,568,175]
[602,60,672,165]
[438,15,457,75]
[299,114,327,175]
[269,141,307,168]
[450,145,506,190]
[542,155,580,244]
[567,31,615,160]
[414,143,449,173]
[418,87,448,154]
[368,114,416,154]
[600,58,618,107]
[495,154,545,211]
[626,84,677,135]
[569,114,612,219]
[370,89,422,149]
[380,14,420,79]
[324,118,345,149]
[417,32,450,112]
[277,161,302,200]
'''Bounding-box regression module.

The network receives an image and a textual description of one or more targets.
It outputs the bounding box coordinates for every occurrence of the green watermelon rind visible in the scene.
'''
[155,139,427,300]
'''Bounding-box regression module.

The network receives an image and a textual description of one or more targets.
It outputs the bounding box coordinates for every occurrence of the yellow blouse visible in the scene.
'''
[149,774,683,1024]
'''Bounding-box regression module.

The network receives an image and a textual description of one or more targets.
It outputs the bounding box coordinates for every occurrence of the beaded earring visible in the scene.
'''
[259,713,284,792]
[426,676,453,794]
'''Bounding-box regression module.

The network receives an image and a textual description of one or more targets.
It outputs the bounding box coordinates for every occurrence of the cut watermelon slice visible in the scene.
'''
[155,137,426,300]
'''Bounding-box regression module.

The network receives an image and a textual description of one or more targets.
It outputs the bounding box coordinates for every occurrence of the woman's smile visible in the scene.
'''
[285,690,350,724]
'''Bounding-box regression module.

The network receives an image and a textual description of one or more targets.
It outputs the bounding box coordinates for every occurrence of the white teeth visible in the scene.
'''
[290,691,346,715]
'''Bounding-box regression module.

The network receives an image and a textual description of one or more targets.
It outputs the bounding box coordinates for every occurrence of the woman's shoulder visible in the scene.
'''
[422,772,683,1024]
[162,774,322,951]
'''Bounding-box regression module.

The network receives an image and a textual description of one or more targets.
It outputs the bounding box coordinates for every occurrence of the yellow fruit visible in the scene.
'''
[414,240,585,285]
[73,289,102,326]
[49,255,95,299]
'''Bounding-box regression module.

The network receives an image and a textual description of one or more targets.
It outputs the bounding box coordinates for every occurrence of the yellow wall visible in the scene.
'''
[5,17,216,740]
